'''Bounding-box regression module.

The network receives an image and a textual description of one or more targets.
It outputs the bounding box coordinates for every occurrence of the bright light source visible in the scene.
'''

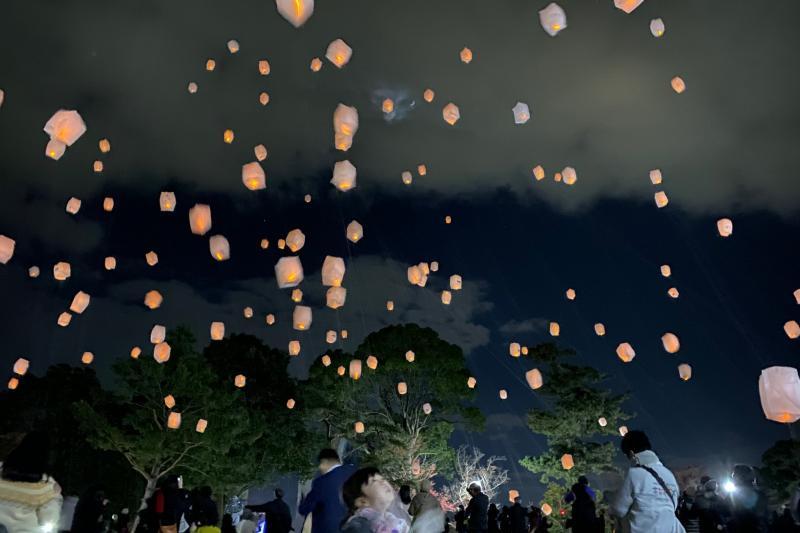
[42,523,55,533]
[723,480,736,493]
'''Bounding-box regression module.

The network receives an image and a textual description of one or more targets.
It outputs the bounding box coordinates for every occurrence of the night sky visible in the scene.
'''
[1,0,799,501]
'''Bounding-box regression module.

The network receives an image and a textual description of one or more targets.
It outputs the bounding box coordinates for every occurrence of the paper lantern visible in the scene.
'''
[0,89,4,108]
[793,288,800,304]
[53,262,71,281]
[321,355,331,367]
[561,454,574,470]
[292,289,303,303]
[450,275,463,290]
[671,76,686,94]
[304,194,312,203]
[234,374,246,388]
[44,109,86,146]
[150,325,166,344]
[661,333,680,353]
[346,220,363,243]
[341,329,348,339]
[598,417,608,427]
[279,239,287,249]
[531,165,545,181]
[8,378,19,390]
[382,99,394,114]
[616,343,636,362]
[508,490,520,503]
[242,162,266,191]
[45,139,66,160]
[96,139,111,154]
[260,239,270,250]
[566,288,576,301]
[257,59,271,76]
[660,265,672,278]
[81,352,94,365]
[286,398,296,409]
[541,504,553,516]
[243,307,253,318]
[276,0,314,27]
[424,89,435,102]
[668,287,680,298]
[594,323,606,336]
[367,355,378,370]
[189,204,212,235]
[422,403,432,415]
[403,350,415,363]
[539,3,567,36]
[444,216,452,225]
[275,256,304,288]
[67,291,90,314]
[438,290,451,305]
[286,229,305,253]
[160,192,176,212]
[252,145,268,164]
[206,59,216,71]
[526,369,544,390]
[512,102,530,125]
[332,161,357,191]
[758,366,800,423]
[153,342,171,363]
[13,358,29,376]
[144,251,159,267]
[430,261,439,272]
[407,265,426,287]
[460,47,473,64]
[717,218,733,237]
[196,419,208,433]
[354,421,365,434]
[349,359,362,380]
[326,287,347,309]
[57,312,72,327]
[522,346,529,355]
[266,314,276,325]
[0,235,14,265]
[167,412,181,430]
[386,300,394,311]
[509,343,521,357]
[130,346,141,359]
[402,171,413,185]
[549,322,560,337]
[442,103,460,125]
[65,197,82,215]
[210,322,225,340]
[499,389,508,400]
[337,366,346,376]
[164,395,176,408]
[259,92,270,106]
[619,426,629,436]
[226,39,240,53]
[289,340,300,356]
[333,103,359,139]
[653,191,669,208]
[467,377,477,389]
[326,330,337,344]
[310,57,323,71]
[560,167,577,186]
[326,39,353,68]
[293,306,312,330]
[785,321,800,340]
[650,18,665,37]
[397,382,408,395]
[104,257,116,270]
[102,197,114,211]
[187,82,198,94]
[223,129,234,144]
[614,0,644,14]
[28,266,39,278]
[649,169,663,185]
[678,364,692,381]
[93,161,104,174]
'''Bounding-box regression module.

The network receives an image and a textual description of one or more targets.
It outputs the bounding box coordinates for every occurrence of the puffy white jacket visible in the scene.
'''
[0,472,62,533]
[610,451,686,533]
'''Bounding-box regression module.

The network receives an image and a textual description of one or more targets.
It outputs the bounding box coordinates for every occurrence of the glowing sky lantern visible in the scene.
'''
[326,330,337,344]
[397,382,408,395]
[0,235,15,264]
[66,197,82,215]
[57,312,72,327]
[561,453,574,470]
[28,266,39,278]
[258,59,271,75]
[337,366,345,376]
[130,347,141,359]
[45,139,66,160]
[424,89,435,103]
[265,314,276,326]
[758,366,800,423]
[509,343,521,357]
[243,307,253,319]
[407,265,426,287]
[242,162,266,191]
[541,503,553,516]
[259,92,270,106]
[326,287,347,309]
[650,169,663,184]
[401,171,413,185]
[346,220,363,243]
[293,305,312,330]
[275,256,304,288]
[254,144,268,162]
[566,288,576,300]
[512,102,530,125]
[145,251,159,267]
[322,256,346,287]
[189,204,212,235]
[331,161,357,191]
[549,322,560,337]
[326,39,352,68]
[460,47,473,64]
[0,90,3,108]
[8,378,19,390]
[784,321,800,340]
[532,165,545,181]
[210,321,225,341]
[650,18,665,37]
[310,57,322,71]
[102,197,113,211]
[286,398,296,409]
[278,239,286,250]
[275,0,314,28]
[206,59,216,71]
[159,192,176,212]
[442,103,460,125]
[354,421,365,434]
[793,288,800,304]
[304,194,311,204]
[526,369,544,390]
[164,395,176,409]
[445,216,452,225]
[367,355,378,370]
[289,340,301,356]
[717,218,733,237]
[292,289,303,302]
[13,358,29,376]
[150,325,166,344]
[450,275,463,290]
[209,235,230,261]
[499,389,508,400]
[422,403,432,415]
[234,374,246,388]
[661,332,681,353]
[187,82,198,94]
[467,377,477,389]
[68,291,90,314]
[153,342,171,363]
[321,355,331,367]
[539,3,567,36]
[227,39,239,53]
[196,419,208,433]
[44,109,86,146]
[614,0,644,14]
[98,138,111,153]
[382,98,394,114]
[671,76,686,94]
[285,229,306,253]
[333,104,359,150]
[167,412,181,430]
[81,352,94,365]
[223,129,235,144]
[104,257,116,270]
[598,417,608,427]
[660,265,672,278]
[405,350,415,363]
[386,300,394,311]
[619,426,629,436]
[616,343,636,362]
[430,261,439,272]
[678,363,692,381]
[594,323,606,336]
[53,262,71,281]
[349,359,362,380]
[654,191,669,208]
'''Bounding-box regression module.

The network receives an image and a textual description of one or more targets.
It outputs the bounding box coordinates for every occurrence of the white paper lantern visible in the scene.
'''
[321,256,346,287]
[758,366,800,423]
[331,161,357,191]
[512,102,530,124]
[275,256,304,288]
[275,0,314,27]
[539,3,567,36]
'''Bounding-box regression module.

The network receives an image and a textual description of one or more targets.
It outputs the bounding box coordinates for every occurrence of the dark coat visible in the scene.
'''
[465,493,489,532]
[249,498,292,533]
[508,504,527,533]
[298,465,356,533]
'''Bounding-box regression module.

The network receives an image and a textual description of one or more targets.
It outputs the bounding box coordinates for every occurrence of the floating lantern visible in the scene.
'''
[423,403,432,415]
[144,291,163,310]
[285,229,305,252]
[784,321,800,340]
[758,366,800,423]
[668,287,680,298]
[512,102,530,124]
[671,76,686,94]
[223,129,234,143]
[401,171,413,185]
[44,109,86,146]
[45,139,66,160]
[441,290,452,305]
[424,89,435,102]
[382,98,394,114]
[94,161,104,174]
[460,47,473,64]
[69,291,91,314]
[98,139,111,153]
[206,59,216,71]
[164,395,176,408]
[275,256,304,288]
[332,161,357,191]
[103,197,113,211]
[445,216,452,225]
[160,192,176,212]
[153,342,171,363]
[541,504,553,516]
[404,350,415,363]
[386,300,395,311]
[286,399,296,409]
[341,330,348,339]
[167,412,181,430]
[442,103,460,125]
[566,288,576,300]
[508,490,519,503]
[539,3,567,36]
[288,340,300,356]
[254,144,268,161]
[450,275,463,290]
[293,306,312,330]
[509,343,521,357]
[196,419,207,433]
[242,162,266,191]
[29,266,40,278]
[499,389,508,400]
[104,257,116,270]
[8,378,19,390]
[326,39,352,68]
[346,220,363,243]
[650,18,665,37]
[57,312,72,327]
[793,289,800,304]
[187,82,198,94]
[304,194,312,203]
[151,325,166,344]
[326,330,337,344]
[660,265,671,277]
[278,239,286,250]
[549,322,560,337]
[594,323,606,336]
[526,369,544,390]
[209,235,230,261]
[354,421,365,434]
[650,169,662,184]
[266,314,275,326]
[260,239,270,249]
[326,287,347,309]
[322,256,347,288]
[145,251,159,267]
[310,57,323,71]
[243,307,253,318]
[81,352,94,365]
[408,265,426,287]
[397,382,408,395]
[616,343,636,363]
[321,355,331,367]
[258,59,270,75]
[210,322,225,340]
[717,218,733,237]
[678,364,692,381]
[662,333,680,353]
[66,197,82,215]
[54,262,71,281]
[13,358,29,376]
[561,454,574,470]
[259,92,270,106]
[130,347,141,359]
[562,167,577,185]
[349,359,362,380]
[598,417,608,427]
[292,288,303,302]
[533,166,545,181]
[189,204,212,235]
[619,426,629,436]
[467,377,477,389]
[430,261,439,272]
[234,374,246,388]
[654,191,669,208]
[614,0,644,14]
[275,0,314,27]
[522,346,529,355]
[337,366,345,376]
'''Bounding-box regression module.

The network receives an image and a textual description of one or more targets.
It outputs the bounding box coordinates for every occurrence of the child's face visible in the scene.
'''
[361,474,395,512]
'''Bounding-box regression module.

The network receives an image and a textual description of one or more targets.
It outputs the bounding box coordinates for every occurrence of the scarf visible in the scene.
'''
[350,507,410,533]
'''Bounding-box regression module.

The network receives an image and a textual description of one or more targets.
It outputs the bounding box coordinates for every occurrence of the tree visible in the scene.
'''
[759,439,800,505]
[75,327,259,532]
[441,446,509,508]
[519,343,630,530]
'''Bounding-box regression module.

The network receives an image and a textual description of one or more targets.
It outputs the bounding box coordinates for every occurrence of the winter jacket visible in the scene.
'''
[0,472,63,533]
[465,493,488,532]
[299,464,356,533]
[610,451,686,533]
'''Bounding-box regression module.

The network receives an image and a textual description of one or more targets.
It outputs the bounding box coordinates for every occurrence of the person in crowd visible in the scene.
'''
[564,477,596,504]
[487,504,499,533]
[71,485,108,532]
[596,510,605,533]
[149,475,186,533]
[0,431,63,532]
[726,464,768,533]
[693,478,727,533]
[190,486,218,530]
[508,498,527,533]
[407,479,444,533]
[769,508,797,533]
[220,514,236,533]
[299,449,356,533]
[609,430,685,533]
[340,467,409,533]
[235,509,257,533]
[464,483,488,533]
[248,489,292,533]
[455,505,466,533]
[565,482,597,533]
[498,506,510,533]
[526,506,540,533]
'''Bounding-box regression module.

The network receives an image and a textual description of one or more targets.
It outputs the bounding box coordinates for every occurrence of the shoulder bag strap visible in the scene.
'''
[635,465,677,509]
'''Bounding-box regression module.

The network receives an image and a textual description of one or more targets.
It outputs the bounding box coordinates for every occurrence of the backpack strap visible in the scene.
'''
[635,465,677,509]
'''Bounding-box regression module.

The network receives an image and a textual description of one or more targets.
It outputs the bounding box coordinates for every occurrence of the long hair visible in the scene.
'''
[1,431,50,483]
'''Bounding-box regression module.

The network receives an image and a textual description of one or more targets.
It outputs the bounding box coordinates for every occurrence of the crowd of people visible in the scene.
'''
[0,431,798,533]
